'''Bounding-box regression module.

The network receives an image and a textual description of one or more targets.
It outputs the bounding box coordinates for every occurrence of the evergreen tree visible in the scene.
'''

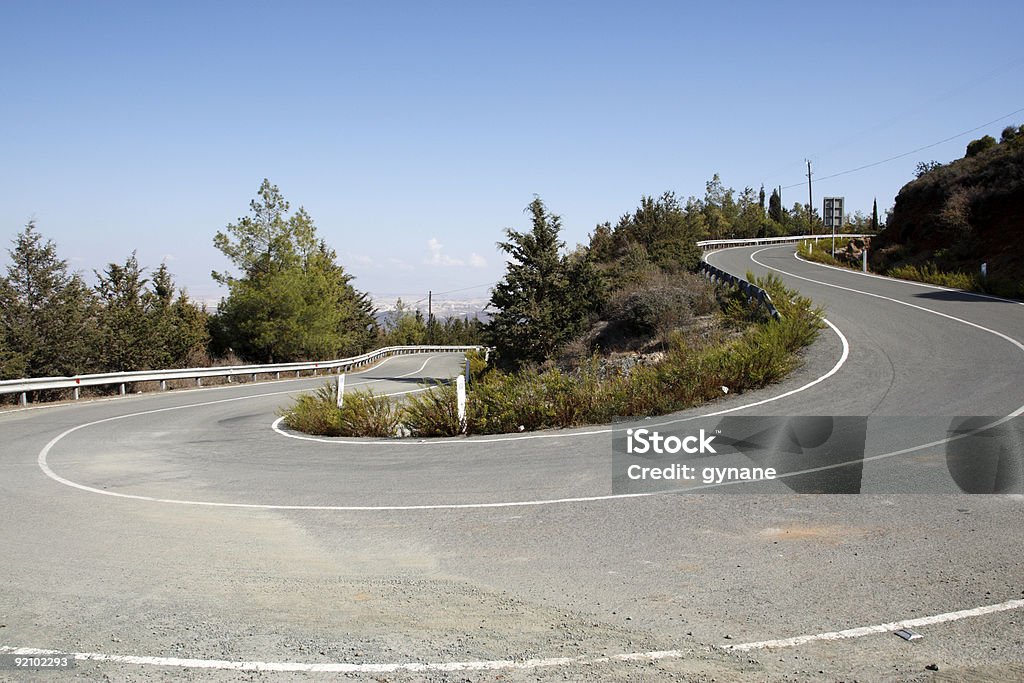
[768,188,784,224]
[147,262,210,368]
[212,180,374,362]
[95,252,156,371]
[0,222,100,379]
[487,198,601,367]
[871,198,879,232]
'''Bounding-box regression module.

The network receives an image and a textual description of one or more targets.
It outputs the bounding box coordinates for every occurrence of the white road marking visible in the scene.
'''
[747,246,1024,356]
[3,599,1021,672]
[271,317,851,445]
[37,246,1024,510]
[728,599,1024,651]
[35,322,853,510]
[792,249,1024,306]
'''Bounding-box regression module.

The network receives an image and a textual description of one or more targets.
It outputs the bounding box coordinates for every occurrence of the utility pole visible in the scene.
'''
[806,160,814,236]
[427,290,432,344]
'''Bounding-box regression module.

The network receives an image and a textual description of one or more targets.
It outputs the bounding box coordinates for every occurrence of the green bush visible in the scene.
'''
[281,383,342,436]
[886,263,978,291]
[797,240,848,268]
[604,271,717,345]
[280,382,401,437]
[337,388,402,437]
[403,381,462,437]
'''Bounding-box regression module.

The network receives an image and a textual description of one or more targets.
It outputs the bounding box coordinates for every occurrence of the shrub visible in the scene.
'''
[403,381,462,437]
[604,271,717,345]
[279,383,401,437]
[887,263,978,291]
[796,240,847,268]
[337,388,402,437]
[280,383,342,436]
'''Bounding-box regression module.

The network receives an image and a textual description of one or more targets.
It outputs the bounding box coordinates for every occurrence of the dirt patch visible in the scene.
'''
[757,524,870,544]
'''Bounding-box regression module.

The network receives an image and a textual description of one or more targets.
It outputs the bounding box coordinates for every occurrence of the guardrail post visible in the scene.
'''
[456,375,467,433]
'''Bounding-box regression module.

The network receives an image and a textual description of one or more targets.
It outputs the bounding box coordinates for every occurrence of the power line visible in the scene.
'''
[423,281,497,299]
[780,106,1024,190]
[409,281,497,305]
[763,58,1024,184]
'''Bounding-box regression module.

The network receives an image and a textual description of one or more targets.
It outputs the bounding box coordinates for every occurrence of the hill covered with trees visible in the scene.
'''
[871,124,1024,297]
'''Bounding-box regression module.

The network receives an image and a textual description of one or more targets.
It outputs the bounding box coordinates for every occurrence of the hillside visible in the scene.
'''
[871,125,1024,296]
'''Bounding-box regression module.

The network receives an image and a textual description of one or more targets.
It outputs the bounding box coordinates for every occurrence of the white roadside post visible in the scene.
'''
[981,262,988,279]
[456,375,467,433]
[863,249,868,273]
[336,373,345,408]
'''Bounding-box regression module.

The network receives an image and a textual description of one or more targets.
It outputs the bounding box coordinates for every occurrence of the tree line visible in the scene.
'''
[0,224,210,380]
[0,179,481,383]
[2,173,868,382]
[485,173,874,368]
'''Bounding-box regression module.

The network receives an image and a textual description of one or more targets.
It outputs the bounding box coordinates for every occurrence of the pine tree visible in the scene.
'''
[95,252,156,371]
[0,222,100,379]
[212,180,375,362]
[871,198,879,232]
[487,198,600,367]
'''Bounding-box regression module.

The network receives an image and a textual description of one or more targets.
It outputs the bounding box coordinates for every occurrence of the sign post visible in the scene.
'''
[823,197,844,257]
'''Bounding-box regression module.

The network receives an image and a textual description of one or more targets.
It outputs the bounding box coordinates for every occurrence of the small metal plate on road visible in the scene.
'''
[894,629,923,641]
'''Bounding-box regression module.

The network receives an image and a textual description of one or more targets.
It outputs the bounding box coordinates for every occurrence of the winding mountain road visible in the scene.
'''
[1,244,1021,682]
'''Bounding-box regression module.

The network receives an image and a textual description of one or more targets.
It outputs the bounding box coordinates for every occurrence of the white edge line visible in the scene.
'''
[271,317,851,446]
[727,599,1024,651]
[791,247,1024,306]
[747,246,1024,356]
[41,244,1024,509]
[3,599,1021,672]
[36,322,850,510]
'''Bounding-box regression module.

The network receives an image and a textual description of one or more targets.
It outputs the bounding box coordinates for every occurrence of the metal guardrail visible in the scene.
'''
[696,233,870,249]
[698,261,781,320]
[694,233,871,319]
[0,345,484,406]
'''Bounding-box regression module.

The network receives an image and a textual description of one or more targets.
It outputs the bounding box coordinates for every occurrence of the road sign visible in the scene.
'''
[823,197,844,231]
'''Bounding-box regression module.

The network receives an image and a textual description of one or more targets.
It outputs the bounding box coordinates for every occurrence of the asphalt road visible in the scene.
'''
[1,244,1022,682]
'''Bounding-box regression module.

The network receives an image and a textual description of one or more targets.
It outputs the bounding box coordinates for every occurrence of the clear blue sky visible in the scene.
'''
[3,1,1022,304]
